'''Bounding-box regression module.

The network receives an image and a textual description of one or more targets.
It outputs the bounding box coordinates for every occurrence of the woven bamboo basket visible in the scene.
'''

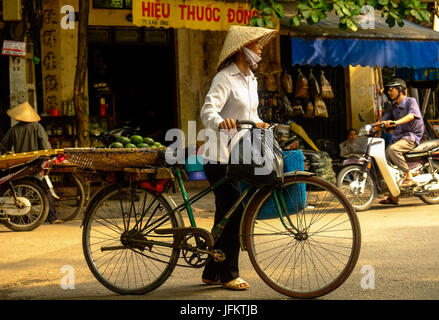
[63,147,167,171]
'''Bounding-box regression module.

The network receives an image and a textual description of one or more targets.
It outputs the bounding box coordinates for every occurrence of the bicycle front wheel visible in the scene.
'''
[243,175,361,299]
[2,180,49,231]
[82,184,180,295]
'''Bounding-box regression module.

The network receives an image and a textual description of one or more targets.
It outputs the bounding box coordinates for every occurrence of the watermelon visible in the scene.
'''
[110,142,124,148]
[118,136,131,145]
[130,135,143,145]
[143,137,155,146]
[125,143,137,148]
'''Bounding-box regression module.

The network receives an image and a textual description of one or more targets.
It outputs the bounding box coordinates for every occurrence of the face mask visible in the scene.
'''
[242,47,261,70]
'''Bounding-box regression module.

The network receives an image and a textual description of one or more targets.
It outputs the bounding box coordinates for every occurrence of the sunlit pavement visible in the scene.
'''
[1,188,438,301]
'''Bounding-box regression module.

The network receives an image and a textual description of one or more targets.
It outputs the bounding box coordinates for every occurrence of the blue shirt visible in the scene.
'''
[381,96,424,145]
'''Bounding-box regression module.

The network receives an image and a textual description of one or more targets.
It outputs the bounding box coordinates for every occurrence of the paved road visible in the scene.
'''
[1,189,439,302]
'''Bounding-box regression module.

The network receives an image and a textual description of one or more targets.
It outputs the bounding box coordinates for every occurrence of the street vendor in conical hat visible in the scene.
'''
[0,102,62,224]
[0,102,51,154]
[199,25,277,291]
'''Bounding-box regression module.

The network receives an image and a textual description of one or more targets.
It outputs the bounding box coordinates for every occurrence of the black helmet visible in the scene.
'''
[384,78,407,90]
[384,78,406,100]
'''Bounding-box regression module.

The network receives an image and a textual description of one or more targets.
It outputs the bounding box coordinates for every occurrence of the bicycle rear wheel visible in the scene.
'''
[51,172,86,221]
[243,175,361,299]
[82,184,180,295]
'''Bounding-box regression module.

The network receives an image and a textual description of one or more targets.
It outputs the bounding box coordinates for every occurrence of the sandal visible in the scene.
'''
[223,278,250,290]
[47,219,63,224]
[379,197,399,205]
[202,278,222,285]
[400,178,416,187]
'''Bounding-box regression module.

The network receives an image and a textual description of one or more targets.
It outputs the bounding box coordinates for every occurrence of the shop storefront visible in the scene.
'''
[0,20,10,134]
[395,67,439,139]
[0,1,38,136]
[86,27,177,146]
[36,0,265,149]
[271,4,439,177]
[38,0,179,148]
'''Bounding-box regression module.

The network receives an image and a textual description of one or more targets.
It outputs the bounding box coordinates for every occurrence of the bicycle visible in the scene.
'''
[48,159,86,222]
[66,124,361,299]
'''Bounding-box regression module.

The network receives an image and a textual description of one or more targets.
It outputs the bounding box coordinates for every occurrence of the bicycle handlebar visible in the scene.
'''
[371,120,396,128]
[235,120,278,131]
[236,120,257,130]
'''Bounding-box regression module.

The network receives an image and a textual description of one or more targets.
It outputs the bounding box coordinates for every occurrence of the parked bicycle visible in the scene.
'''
[47,155,86,222]
[65,122,361,299]
[0,150,61,231]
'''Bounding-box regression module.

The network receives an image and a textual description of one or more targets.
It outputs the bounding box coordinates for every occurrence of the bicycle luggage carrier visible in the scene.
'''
[63,147,167,171]
[0,149,63,170]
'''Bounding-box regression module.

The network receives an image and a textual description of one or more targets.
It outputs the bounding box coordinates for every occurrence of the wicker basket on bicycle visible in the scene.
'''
[63,147,167,172]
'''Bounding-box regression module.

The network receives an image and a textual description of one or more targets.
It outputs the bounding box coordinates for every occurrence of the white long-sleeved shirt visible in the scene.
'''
[200,62,263,163]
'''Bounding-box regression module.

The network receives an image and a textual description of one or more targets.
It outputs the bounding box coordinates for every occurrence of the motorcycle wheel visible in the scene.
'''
[1,179,49,231]
[337,165,377,211]
[419,161,439,205]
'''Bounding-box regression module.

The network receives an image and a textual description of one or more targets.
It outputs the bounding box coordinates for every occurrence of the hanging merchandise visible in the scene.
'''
[282,69,293,94]
[308,68,321,98]
[258,76,266,91]
[257,63,268,91]
[295,68,310,99]
[291,98,305,117]
[320,70,335,99]
[314,95,329,118]
[265,73,278,92]
[303,100,315,118]
[282,95,295,116]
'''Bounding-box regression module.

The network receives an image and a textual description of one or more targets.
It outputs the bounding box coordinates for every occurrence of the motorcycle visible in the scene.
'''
[336,122,439,211]
[0,152,60,231]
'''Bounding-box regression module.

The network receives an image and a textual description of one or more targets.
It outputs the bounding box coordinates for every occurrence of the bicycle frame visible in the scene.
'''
[129,167,298,249]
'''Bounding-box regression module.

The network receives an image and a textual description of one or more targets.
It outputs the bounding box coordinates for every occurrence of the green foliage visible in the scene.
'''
[250,0,431,31]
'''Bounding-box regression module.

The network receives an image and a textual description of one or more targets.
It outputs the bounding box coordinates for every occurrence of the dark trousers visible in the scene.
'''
[202,163,243,283]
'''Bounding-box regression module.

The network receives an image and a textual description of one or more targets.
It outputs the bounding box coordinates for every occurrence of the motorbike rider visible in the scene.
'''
[377,78,425,204]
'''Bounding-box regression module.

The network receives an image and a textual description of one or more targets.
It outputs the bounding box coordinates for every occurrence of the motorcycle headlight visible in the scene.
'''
[364,125,372,133]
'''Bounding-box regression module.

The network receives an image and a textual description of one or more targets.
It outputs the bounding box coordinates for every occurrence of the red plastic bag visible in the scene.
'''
[140,179,169,194]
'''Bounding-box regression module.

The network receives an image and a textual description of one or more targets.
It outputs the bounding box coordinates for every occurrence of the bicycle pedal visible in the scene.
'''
[212,249,226,262]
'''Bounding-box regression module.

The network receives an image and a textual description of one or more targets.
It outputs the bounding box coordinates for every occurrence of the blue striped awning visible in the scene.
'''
[291,38,439,68]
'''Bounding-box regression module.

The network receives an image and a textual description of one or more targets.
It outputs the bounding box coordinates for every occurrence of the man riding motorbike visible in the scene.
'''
[377,78,425,204]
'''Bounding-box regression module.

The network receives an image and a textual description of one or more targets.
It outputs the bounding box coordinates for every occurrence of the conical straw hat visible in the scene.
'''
[217,25,277,71]
[7,102,41,122]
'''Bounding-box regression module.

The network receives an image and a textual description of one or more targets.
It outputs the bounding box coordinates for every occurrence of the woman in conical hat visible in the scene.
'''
[199,26,277,290]
[1,102,50,154]
[6,101,41,122]
[0,102,62,223]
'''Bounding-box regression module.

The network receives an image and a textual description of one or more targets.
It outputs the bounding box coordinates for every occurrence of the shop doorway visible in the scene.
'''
[88,29,177,143]
[280,35,347,159]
